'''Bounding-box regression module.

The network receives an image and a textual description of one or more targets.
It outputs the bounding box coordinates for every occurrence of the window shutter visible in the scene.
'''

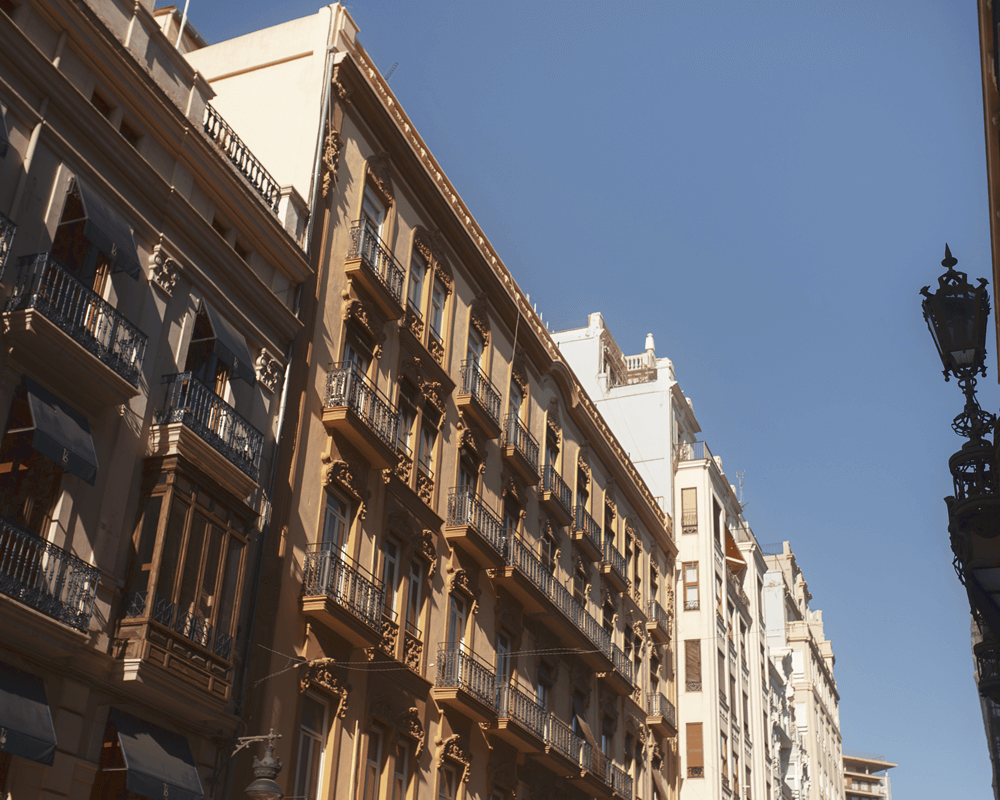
[686,723,703,769]
[685,640,701,683]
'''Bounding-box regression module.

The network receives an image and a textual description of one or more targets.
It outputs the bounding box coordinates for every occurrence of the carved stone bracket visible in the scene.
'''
[447,565,480,613]
[331,65,352,103]
[149,245,179,296]
[577,447,591,484]
[458,413,484,461]
[414,227,453,296]
[256,349,285,393]
[546,397,561,443]
[502,473,524,507]
[511,345,528,392]
[469,293,491,348]
[321,128,344,198]
[366,152,394,200]
[398,707,425,756]
[420,530,438,576]
[299,658,350,718]
[418,377,446,421]
[343,294,386,354]
[436,734,470,782]
[322,456,370,519]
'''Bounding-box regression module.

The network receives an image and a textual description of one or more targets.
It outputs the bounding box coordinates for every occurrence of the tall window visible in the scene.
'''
[503,500,520,541]
[185,307,230,395]
[538,663,554,711]
[362,727,385,800]
[685,640,702,691]
[406,561,423,635]
[437,765,458,800]
[713,497,721,546]
[540,529,556,574]
[686,722,703,777]
[683,562,699,610]
[408,251,427,314]
[447,594,467,646]
[362,186,386,234]
[720,733,729,786]
[430,279,446,340]
[322,493,350,551]
[576,468,589,509]
[397,383,417,457]
[467,326,484,368]
[50,180,113,293]
[573,562,587,606]
[382,539,401,615]
[681,487,698,534]
[418,423,436,477]
[344,340,372,377]
[293,695,327,800]
[508,381,523,422]
[392,740,410,800]
[458,456,478,495]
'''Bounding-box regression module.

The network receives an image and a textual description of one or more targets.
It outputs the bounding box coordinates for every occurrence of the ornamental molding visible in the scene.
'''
[469,293,491,347]
[299,658,350,718]
[418,377,446,419]
[321,127,344,198]
[511,345,528,392]
[331,65,352,103]
[256,349,284,394]
[369,693,398,726]
[436,735,470,782]
[577,447,591,483]
[457,413,484,460]
[501,473,524,507]
[605,481,617,520]
[322,456,370,518]
[546,397,561,442]
[366,152,394,201]
[448,567,479,610]
[342,293,386,347]
[397,707,425,756]
[419,529,438,576]
[149,245,179,296]
[486,752,518,793]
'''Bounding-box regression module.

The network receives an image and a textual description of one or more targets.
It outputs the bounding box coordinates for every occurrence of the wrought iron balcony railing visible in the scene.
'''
[0,210,16,274]
[647,599,669,626]
[676,440,713,463]
[647,692,677,728]
[447,488,507,557]
[436,643,498,711]
[603,537,626,578]
[124,590,233,659]
[156,372,264,481]
[459,360,502,424]
[7,253,148,386]
[548,713,592,769]
[541,465,572,511]
[504,414,539,471]
[325,362,400,449]
[302,545,384,632]
[497,683,548,741]
[574,505,602,551]
[348,220,405,303]
[0,515,98,632]
[685,599,699,610]
[203,104,280,212]
[611,642,634,685]
[606,761,633,800]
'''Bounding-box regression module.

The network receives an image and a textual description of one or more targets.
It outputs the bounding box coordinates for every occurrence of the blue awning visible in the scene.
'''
[74,178,141,280]
[24,378,98,485]
[204,303,256,386]
[110,709,204,800]
[0,660,58,766]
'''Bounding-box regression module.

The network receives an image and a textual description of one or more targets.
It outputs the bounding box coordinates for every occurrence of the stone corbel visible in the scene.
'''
[321,127,344,198]
[255,349,285,394]
[397,708,425,756]
[322,455,370,519]
[149,244,179,296]
[299,658,350,718]
[436,734,470,783]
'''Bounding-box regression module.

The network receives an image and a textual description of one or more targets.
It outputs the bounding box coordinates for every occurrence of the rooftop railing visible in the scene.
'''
[447,488,507,558]
[203,104,280,212]
[7,253,147,387]
[676,440,712,463]
[157,372,264,481]
[124,590,233,659]
[0,515,98,632]
[348,220,405,303]
[301,545,384,632]
[541,465,572,511]
[436,643,497,711]
[574,505,602,551]
[460,360,502,426]
[325,362,400,450]
[0,210,16,274]
[504,414,539,471]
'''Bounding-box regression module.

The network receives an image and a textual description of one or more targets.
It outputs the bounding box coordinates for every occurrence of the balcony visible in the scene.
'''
[300,546,385,648]
[646,692,677,737]
[345,220,405,319]
[445,488,507,570]
[601,642,634,695]
[3,253,148,412]
[150,373,263,497]
[0,210,15,272]
[503,415,540,485]
[0,515,98,632]
[601,538,628,593]
[456,360,502,439]
[203,104,280,212]
[606,761,633,800]
[322,363,400,469]
[572,506,602,561]
[116,590,233,703]
[494,683,548,752]
[645,599,670,644]
[433,643,498,723]
[539,466,573,525]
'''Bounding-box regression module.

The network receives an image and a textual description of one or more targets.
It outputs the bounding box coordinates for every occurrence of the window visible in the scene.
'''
[577,468,589,509]
[437,764,458,800]
[573,561,587,606]
[417,423,436,477]
[503,500,519,541]
[538,663,554,711]
[363,727,384,800]
[685,640,702,690]
[458,455,478,495]
[447,594,467,646]
[540,529,556,574]
[408,251,427,314]
[91,89,114,119]
[466,326,484,368]
[713,498,721,546]
[392,740,410,800]
[604,504,614,544]
[382,539,401,615]
[406,561,423,635]
[681,487,697,533]
[50,181,113,294]
[344,340,372,377]
[119,117,141,149]
[496,631,511,686]
[211,215,230,239]
[686,722,703,777]
[545,433,558,469]
[508,380,523,422]
[126,477,248,660]
[293,695,327,800]
[601,717,613,760]
[233,240,250,263]
[185,307,232,395]
[683,562,698,610]
[602,596,614,635]
[716,576,724,616]
[322,493,350,551]
[362,186,386,234]
[398,383,417,457]
[720,733,729,786]
[430,279,446,340]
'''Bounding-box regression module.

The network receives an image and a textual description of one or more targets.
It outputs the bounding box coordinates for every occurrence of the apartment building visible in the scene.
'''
[841,751,895,800]
[552,314,775,800]
[180,6,680,800]
[762,544,843,800]
[0,0,310,798]
[767,650,808,800]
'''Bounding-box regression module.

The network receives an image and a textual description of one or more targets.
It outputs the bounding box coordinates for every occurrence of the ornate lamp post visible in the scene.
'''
[922,244,1000,700]
[235,729,284,800]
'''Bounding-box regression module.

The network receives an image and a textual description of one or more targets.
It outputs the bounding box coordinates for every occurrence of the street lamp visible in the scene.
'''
[235,729,284,800]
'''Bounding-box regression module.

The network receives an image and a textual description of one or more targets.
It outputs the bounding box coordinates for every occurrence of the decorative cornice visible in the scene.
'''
[436,734,470,782]
[469,293,490,347]
[366,152,394,200]
[322,456,370,519]
[299,659,350,718]
[397,707,425,756]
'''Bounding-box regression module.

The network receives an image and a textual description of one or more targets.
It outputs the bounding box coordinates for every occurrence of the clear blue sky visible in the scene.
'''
[178,1,992,795]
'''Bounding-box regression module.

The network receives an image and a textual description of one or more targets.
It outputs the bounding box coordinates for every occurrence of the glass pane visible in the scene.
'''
[177,515,208,617]
[200,524,224,618]
[159,499,189,603]
[132,496,163,593]
[215,538,244,637]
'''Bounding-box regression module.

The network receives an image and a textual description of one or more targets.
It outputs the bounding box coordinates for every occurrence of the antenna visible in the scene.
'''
[738,471,747,508]
[385,62,399,81]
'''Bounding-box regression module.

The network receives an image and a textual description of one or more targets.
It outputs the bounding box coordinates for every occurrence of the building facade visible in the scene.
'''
[183,6,682,800]
[841,751,894,800]
[767,650,808,800]
[0,0,311,798]
[552,314,776,800]
[762,544,843,800]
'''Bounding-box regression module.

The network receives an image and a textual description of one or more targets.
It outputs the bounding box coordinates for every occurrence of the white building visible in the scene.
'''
[769,650,810,800]
[763,543,843,800]
[553,313,776,800]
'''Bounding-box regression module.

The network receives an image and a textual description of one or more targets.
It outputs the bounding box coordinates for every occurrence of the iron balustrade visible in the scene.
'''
[157,372,264,480]
[606,761,633,800]
[436,643,498,711]
[611,642,634,685]
[325,362,400,449]
[676,440,713,462]
[7,253,148,387]
[684,599,699,611]
[348,220,405,303]
[504,415,539,471]
[0,515,98,632]
[497,683,548,741]
[459,360,501,425]
[603,537,626,579]
[447,488,506,557]
[548,714,591,769]
[647,599,669,626]
[125,591,234,659]
[647,692,677,729]
[506,535,553,596]
[574,505,602,551]
[203,104,280,212]
[302,545,384,632]
[541,465,572,512]
[0,210,16,274]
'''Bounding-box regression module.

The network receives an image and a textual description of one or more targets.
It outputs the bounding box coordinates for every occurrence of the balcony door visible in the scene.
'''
[496,632,511,712]
[467,327,484,371]
[362,186,386,237]
[321,493,351,601]
[447,594,468,687]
